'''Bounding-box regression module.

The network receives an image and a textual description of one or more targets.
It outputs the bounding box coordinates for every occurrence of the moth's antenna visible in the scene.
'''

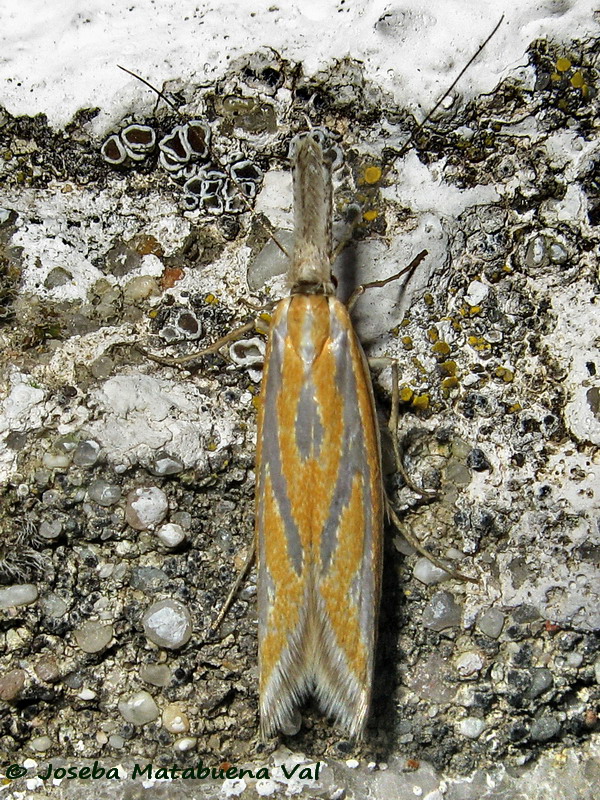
[116,65,291,259]
[381,14,505,177]
[117,64,181,114]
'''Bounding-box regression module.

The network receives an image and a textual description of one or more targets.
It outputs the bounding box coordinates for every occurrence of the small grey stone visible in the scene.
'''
[130,566,168,593]
[39,592,68,618]
[90,355,114,380]
[140,664,172,687]
[73,621,113,653]
[150,452,184,476]
[45,267,73,288]
[105,242,142,277]
[88,479,121,506]
[38,518,63,539]
[29,735,52,752]
[458,717,485,739]
[476,607,505,639]
[413,558,449,585]
[118,690,159,725]
[156,523,186,549]
[423,591,462,631]
[526,668,553,699]
[73,439,101,467]
[530,715,560,741]
[142,599,192,649]
[0,583,39,609]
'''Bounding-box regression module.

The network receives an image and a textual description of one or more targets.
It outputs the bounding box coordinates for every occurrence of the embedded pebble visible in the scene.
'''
[476,607,505,639]
[464,280,489,306]
[73,439,101,467]
[0,583,39,609]
[150,452,184,476]
[142,599,192,649]
[73,621,114,653]
[0,669,26,701]
[413,558,449,585]
[156,522,187,549]
[34,655,60,683]
[125,486,169,530]
[29,735,52,752]
[466,448,491,472]
[118,690,160,725]
[530,716,561,741]
[124,275,160,302]
[90,355,114,380]
[140,663,172,687]
[526,668,553,699]
[88,479,122,506]
[39,593,68,618]
[104,242,142,275]
[458,717,486,739]
[38,518,62,539]
[162,703,190,733]
[42,452,71,469]
[130,566,168,593]
[456,651,484,677]
[109,734,125,748]
[174,737,197,752]
[422,591,462,631]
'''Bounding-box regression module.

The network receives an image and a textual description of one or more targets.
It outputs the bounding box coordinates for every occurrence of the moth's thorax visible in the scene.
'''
[289,133,334,296]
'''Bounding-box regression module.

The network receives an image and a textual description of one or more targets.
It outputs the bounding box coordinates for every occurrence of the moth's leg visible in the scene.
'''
[380,361,477,583]
[207,540,256,636]
[138,316,270,367]
[347,249,428,312]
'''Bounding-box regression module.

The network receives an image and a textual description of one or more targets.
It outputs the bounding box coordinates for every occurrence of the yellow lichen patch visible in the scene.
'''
[439,360,457,377]
[399,385,414,404]
[148,309,159,319]
[401,336,413,350]
[411,393,430,411]
[423,292,434,307]
[252,394,262,411]
[432,341,451,356]
[570,71,585,89]
[468,335,491,351]
[427,327,439,343]
[494,366,515,383]
[363,165,383,185]
[469,305,481,316]
[507,402,522,414]
[556,57,572,72]
[204,293,218,305]
[363,209,378,222]
[400,317,411,328]
[441,376,459,391]
[258,312,272,325]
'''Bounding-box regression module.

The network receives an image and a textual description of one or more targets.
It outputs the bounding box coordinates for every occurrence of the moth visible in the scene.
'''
[256,133,390,738]
[127,15,502,739]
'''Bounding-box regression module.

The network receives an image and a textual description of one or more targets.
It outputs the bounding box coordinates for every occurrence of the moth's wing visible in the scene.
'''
[256,297,383,738]
[309,299,383,737]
